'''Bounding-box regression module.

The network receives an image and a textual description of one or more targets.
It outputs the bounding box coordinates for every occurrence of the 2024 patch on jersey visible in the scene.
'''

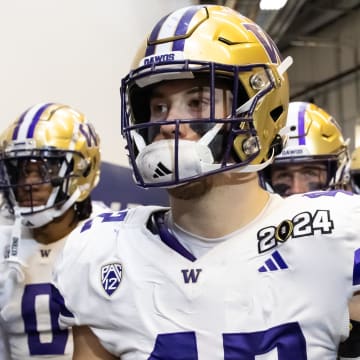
[53,191,360,359]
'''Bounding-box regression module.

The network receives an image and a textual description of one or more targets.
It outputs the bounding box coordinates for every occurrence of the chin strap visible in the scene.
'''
[327,138,350,190]
[198,123,224,146]
[232,149,276,173]
[278,56,293,79]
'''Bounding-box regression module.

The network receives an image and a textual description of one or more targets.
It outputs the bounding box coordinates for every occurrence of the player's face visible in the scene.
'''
[148,78,233,142]
[13,158,56,207]
[147,78,233,198]
[271,162,327,197]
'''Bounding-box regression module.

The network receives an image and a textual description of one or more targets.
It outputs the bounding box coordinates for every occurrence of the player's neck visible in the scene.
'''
[168,172,269,238]
[31,207,79,245]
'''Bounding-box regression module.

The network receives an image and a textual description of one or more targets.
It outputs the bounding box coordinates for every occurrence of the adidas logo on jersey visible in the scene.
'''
[258,250,288,272]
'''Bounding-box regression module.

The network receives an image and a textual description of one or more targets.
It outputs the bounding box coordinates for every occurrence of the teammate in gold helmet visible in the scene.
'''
[0,103,103,358]
[263,101,349,196]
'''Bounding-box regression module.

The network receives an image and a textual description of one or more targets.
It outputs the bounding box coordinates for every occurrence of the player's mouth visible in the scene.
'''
[18,199,46,207]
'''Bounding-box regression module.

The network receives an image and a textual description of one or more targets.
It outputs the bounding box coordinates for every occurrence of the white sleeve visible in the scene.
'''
[52,211,127,328]
[52,206,163,330]
[91,201,111,215]
[0,322,10,360]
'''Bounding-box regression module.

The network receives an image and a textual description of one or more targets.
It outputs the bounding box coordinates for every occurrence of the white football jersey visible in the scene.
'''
[0,200,111,359]
[0,225,73,359]
[0,321,10,360]
[0,206,13,226]
[53,190,360,359]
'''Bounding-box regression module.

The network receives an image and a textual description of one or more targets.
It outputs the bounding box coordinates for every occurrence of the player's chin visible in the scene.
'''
[18,199,46,207]
[167,177,212,200]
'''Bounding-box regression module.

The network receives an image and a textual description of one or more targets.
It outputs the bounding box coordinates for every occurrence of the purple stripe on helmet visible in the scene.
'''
[297,102,307,146]
[145,13,169,57]
[353,248,360,285]
[172,6,203,52]
[12,109,28,140]
[26,103,53,138]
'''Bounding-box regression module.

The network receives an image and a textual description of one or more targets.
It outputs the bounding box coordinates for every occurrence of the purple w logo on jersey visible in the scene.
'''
[101,263,122,296]
[181,268,202,283]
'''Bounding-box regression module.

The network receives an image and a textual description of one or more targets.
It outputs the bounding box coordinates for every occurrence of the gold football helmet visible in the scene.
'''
[264,101,349,194]
[121,5,292,188]
[0,103,101,227]
[350,147,360,193]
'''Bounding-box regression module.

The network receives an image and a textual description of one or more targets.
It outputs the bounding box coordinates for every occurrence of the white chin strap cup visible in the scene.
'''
[136,139,214,185]
[18,188,81,228]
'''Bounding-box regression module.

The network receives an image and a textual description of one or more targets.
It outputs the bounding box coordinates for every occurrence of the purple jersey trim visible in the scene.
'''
[154,212,196,262]
[353,248,360,285]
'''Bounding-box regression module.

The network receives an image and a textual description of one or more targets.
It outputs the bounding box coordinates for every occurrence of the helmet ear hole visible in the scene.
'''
[82,162,91,177]
[268,134,284,157]
[270,106,285,122]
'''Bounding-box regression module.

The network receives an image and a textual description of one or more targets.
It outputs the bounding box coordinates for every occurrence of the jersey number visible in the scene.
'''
[21,283,68,355]
[149,323,307,359]
[21,284,306,358]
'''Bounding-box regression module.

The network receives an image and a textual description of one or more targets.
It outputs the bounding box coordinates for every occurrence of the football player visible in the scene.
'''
[262,101,350,196]
[0,103,102,358]
[261,102,360,358]
[339,146,360,359]
[52,5,360,359]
